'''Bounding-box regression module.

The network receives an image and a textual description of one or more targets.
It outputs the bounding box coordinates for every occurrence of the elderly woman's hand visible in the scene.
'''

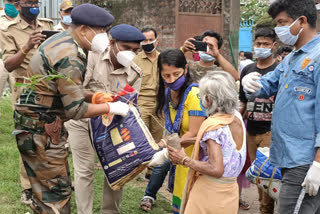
[168,145,187,165]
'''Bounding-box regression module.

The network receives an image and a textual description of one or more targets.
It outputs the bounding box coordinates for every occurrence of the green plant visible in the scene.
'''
[14,72,74,102]
[241,0,269,23]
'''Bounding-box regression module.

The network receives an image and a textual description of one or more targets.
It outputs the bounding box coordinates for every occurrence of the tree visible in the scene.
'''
[240,0,270,22]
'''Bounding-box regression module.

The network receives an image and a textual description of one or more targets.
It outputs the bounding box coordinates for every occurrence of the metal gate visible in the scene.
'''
[239,20,254,52]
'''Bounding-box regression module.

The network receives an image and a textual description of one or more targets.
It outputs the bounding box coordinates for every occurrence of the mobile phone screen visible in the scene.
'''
[189,40,207,51]
[42,30,60,40]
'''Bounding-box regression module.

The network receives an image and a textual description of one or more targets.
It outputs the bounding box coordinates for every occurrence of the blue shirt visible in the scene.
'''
[248,35,320,168]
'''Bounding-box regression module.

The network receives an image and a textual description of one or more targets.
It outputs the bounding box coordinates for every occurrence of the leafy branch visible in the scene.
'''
[15,71,74,103]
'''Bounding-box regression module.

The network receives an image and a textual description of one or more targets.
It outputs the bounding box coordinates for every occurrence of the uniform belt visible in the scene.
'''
[14,111,45,133]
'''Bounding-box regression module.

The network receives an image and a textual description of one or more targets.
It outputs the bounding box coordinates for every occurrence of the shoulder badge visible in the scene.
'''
[0,19,17,32]
[38,17,54,24]
[131,62,143,77]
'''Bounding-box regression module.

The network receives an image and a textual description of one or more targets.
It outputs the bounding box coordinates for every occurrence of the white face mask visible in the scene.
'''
[113,42,136,67]
[275,18,303,46]
[84,27,110,54]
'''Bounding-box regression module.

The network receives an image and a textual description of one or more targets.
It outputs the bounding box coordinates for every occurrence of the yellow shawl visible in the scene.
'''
[180,113,235,213]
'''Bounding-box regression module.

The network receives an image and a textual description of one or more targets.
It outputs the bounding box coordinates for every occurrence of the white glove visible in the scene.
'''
[302,161,320,196]
[242,72,263,93]
[148,149,169,167]
[108,101,129,117]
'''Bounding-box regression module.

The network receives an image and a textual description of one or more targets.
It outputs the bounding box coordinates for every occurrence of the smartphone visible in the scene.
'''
[189,40,207,51]
[42,30,60,40]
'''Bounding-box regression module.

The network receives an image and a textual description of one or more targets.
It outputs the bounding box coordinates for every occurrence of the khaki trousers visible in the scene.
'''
[65,119,123,214]
[137,97,164,143]
[247,131,274,214]
[0,59,14,99]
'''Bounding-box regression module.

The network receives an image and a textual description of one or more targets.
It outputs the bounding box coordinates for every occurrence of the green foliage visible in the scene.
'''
[255,12,276,29]
[14,72,73,102]
[241,0,270,23]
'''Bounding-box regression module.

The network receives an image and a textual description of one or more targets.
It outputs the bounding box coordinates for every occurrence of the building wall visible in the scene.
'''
[75,0,240,64]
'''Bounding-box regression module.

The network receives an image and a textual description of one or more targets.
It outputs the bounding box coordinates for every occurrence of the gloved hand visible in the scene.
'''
[242,72,263,93]
[148,149,169,167]
[108,101,129,117]
[302,161,320,196]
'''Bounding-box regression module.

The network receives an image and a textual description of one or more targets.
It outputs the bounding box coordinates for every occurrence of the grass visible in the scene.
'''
[0,95,171,213]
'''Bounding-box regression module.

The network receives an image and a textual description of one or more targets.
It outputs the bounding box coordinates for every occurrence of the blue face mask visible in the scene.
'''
[254,47,272,59]
[4,3,19,18]
[62,15,72,25]
[164,74,186,91]
[275,18,303,46]
[199,51,215,62]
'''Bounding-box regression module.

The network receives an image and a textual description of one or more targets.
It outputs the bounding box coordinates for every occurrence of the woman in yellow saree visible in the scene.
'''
[155,48,206,213]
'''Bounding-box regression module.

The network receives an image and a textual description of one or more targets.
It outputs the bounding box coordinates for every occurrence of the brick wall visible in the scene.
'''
[75,0,240,64]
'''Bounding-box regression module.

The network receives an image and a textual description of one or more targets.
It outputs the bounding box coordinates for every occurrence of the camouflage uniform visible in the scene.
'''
[187,60,223,83]
[14,30,88,214]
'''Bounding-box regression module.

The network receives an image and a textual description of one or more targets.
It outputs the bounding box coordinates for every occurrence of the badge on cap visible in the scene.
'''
[302,58,311,69]
[298,94,305,101]
[66,1,72,6]
[285,84,289,89]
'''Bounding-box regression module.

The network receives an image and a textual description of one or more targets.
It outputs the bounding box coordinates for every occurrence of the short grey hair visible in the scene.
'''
[199,71,239,116]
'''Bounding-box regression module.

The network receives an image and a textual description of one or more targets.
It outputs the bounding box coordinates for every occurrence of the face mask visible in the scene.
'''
[199,51,215,62]
[5,3,19,18]
[164,73,186,91]
[254,47,272,59]
[84,27,109,54]
[275,18,303,46]
[21,6,39,21]
[141,39,156,53]
[62,15,72,25]
[114,42,136,67]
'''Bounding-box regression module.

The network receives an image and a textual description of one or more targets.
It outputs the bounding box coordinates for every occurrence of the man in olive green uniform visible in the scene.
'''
[0,1,17,100]
[13,4,129,214]
[133,27,164,144]
[0,0,53,205]
[66,24,145,214]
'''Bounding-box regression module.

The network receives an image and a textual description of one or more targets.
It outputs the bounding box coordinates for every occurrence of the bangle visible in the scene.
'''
[181,156,189,166]
[20,47,27,55]
[161,139,167,147]
[179,46,185,54]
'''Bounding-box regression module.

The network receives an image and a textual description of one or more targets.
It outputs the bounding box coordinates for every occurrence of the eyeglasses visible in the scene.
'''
[22,1,40,7]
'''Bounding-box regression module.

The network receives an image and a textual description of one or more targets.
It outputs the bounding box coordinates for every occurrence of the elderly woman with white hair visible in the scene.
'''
[168,71,247,214]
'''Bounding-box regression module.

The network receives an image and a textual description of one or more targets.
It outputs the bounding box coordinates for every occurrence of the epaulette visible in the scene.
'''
[38,17,54,24]
[0,19,18,32]
[131,62,143,77]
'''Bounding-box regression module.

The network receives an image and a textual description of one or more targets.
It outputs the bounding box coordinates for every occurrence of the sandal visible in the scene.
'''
[95,162,103,170]
[140,196,154,212]
[239,199,250,210]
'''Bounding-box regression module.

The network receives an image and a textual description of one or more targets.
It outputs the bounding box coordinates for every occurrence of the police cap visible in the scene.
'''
[71,4,114,27]
[110,24,146,43]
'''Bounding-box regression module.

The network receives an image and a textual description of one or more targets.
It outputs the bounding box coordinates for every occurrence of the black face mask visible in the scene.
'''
[141,40,156,53]
[21,6,39,21]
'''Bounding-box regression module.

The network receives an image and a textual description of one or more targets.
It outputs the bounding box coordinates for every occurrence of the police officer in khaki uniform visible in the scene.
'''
[0,0,53,103]
[0,0,53,205]
[14,4,129,214]
[0,1,17,100]
[66,24,145,214]
[54,0,73,31]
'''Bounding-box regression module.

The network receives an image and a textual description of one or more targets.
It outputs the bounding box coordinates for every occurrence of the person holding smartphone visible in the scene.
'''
[180,30,239,82]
